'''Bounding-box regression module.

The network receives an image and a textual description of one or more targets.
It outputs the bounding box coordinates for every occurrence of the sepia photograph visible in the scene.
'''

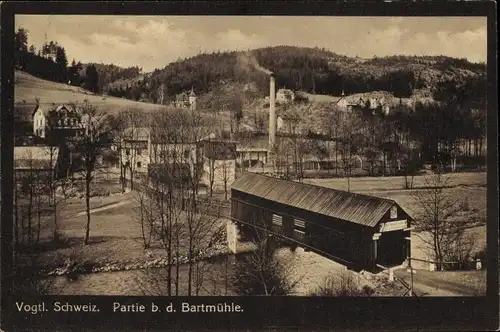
[11,15,487,298]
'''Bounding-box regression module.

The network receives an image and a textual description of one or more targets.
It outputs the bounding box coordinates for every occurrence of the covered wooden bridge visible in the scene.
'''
[230,172,413,272]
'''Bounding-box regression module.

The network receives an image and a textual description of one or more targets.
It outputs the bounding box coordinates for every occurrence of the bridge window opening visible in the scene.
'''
[272,214,283,226]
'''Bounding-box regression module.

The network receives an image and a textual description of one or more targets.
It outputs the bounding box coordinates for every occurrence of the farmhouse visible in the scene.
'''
[230,172,413,271]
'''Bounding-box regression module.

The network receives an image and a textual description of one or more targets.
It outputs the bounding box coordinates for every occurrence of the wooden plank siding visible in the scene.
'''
[231,190,376,269]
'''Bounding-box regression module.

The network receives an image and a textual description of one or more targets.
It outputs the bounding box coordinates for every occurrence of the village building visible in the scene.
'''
[230,172,413,271]
[32,104,84,140]
[120,127,151,174]
[276,88,295,104]
[14,146,62,184]
[200,140,237,192]
[173,87,197,110]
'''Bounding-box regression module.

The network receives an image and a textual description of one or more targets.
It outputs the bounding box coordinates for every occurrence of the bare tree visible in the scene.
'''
[338,112,363,192]
[134,174,153,249]
[76,101,112,245]
[231,233,302,296]
[118,109,145,191]
[220,159,234,201]
[157,83,165,105]
[184,198,219,296]
[412,171,476,270]
[320,104,342,176]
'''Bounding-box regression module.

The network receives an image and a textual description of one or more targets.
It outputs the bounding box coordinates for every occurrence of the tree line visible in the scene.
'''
[105,45,486,105]
[14,28,144,95]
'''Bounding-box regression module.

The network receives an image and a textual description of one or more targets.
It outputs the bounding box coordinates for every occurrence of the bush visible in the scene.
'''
[309,270,373,297]
[231,239,300,296]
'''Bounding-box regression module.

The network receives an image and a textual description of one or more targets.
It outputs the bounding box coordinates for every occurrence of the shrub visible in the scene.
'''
[309,270,373,297]
[231,239,301,296]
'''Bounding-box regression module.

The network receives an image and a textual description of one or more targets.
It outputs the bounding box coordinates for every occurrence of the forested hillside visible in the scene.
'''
[14,26,486,108]
[105,45,486,107]
[14,28,146,96]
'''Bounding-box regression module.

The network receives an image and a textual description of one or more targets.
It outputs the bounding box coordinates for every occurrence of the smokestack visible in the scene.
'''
[269,73,276,153]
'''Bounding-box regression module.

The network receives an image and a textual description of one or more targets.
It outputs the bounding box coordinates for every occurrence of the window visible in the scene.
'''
[137,162,142,168]
[184,150,190,159]
[126,149,130,156]
[294,219,306,230]
[137,149,142,156]
[272,214,282,226]
[390,206,398,219]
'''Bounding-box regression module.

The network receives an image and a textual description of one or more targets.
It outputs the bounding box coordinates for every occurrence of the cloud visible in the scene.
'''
[352,24,486,62]
[15,16,487,72]
[213,29,269,52]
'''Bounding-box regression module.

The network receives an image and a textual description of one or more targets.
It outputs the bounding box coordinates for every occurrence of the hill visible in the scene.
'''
[14,70,169,115]
[103,46,486,106]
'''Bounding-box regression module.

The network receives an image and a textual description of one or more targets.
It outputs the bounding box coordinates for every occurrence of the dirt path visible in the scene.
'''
[73,199,133,217]
[394,269,485,296]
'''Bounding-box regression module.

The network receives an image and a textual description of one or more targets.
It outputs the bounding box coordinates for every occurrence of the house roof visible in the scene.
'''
[14,146,59,170]
[15,104,38,122]
[123,127,150,141]
[231,172,402,228]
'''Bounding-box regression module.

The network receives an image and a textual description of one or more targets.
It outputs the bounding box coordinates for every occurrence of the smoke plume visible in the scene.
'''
[236,52,272,75]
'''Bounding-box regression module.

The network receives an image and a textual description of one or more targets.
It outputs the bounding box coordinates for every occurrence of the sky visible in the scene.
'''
[15,15,487,72]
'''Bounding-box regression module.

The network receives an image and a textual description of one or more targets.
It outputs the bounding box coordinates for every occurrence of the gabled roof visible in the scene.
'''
[31,104,50,117]
[231,172,403,228]
[14,146,59,170]
[123,127,150,141]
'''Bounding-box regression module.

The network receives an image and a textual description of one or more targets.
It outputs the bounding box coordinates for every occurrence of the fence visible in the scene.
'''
[409,257,480,272]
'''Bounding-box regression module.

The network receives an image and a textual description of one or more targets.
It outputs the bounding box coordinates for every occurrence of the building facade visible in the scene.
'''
[174,88,197,110]
[201,140,237,192]
[33,104,84,140]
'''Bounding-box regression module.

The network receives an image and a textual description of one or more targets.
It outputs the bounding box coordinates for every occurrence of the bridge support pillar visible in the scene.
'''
[226,219,238,254]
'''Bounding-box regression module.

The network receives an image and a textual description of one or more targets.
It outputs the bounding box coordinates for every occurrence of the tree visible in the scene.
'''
[320,104,342,175]
[85,65,100,94]
[14,28,29,53]
[231,235,301,296]
[68,60,83,86]
[338,112,362,191]
[76,102,112,245]
[157,83,166,105]
[55,46,68,83]
[116,109,145,190]
[412,172,476,270]
[184,198,219,296]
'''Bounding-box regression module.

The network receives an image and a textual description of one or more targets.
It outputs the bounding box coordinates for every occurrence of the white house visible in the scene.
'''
[32,105,49,138]
[120,127,151,174]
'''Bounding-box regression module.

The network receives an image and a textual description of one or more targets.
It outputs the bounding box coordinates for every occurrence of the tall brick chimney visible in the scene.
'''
[269,73,276,154]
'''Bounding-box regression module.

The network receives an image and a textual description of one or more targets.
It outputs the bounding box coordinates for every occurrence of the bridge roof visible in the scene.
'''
[231,172,402,228]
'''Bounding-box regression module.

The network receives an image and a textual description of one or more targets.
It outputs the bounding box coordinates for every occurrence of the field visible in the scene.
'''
[14,70,168,114]
[19,166,488,296]
[304,172,488,265]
